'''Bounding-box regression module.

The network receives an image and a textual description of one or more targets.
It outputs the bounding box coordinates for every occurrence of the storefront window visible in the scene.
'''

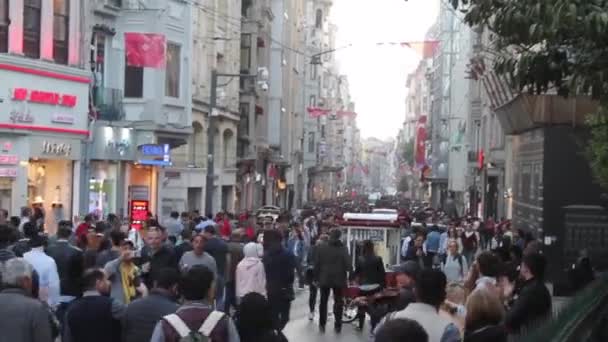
[89,162,117,219]
[28,159,73,233]
[0,178,11,213]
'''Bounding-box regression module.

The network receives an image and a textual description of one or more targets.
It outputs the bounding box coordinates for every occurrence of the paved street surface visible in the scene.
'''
[284,288,369,342]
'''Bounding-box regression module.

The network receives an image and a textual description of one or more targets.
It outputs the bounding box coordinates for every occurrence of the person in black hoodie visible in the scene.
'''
[315,228,351,333]
[237,292,288,342]
[0,223,17,262]
[262,229,296,331]
[353,239,386,330]
[140,227,178,289]
[464,287,507,342]
[505,252,552,333]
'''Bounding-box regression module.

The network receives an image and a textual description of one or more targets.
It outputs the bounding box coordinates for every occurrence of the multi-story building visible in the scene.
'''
[0,0,89,233]
[85,0,193,223]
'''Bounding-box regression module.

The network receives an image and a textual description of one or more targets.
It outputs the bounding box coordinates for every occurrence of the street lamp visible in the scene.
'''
[205,68,268,216]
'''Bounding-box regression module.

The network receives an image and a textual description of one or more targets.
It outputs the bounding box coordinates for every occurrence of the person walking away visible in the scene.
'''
[373,269,460,342]
[104,239,148,305]
[0,223,16,261]
[12,220,38,257]
[306,234,328,321]
[63,268,125,342]
[287,227,307,289]
[263,229,296,331]
[175,228,194,261]
[180,234,218,275]
[482,217,496,251]
[165,211,184,245]
[75,214,95,241]
[23,232,60,309]
[461,224,478,265]
[471,251,502,294]
[226,230,246,312]
[150,265,241,342]
[374,318,428,342]
[505,252,552,333]
[203,225,229,310]
[237,292,288,342]
[463,288,507,342]
[45,221,84,330]
[353,239,386,331]
[442,239,468,283]
[96,229,125,267]
[218,212,232,239]
[122,268,180,342]
[236,242,266,302]
[315,228,351,333]
[424,226,441,268]
[18,206,32,233]
[438,226,450,264]
[0,258,53,342]
[140,227,179,289]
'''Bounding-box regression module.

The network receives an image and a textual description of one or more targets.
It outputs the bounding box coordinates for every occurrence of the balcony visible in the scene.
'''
[94,87,125,121]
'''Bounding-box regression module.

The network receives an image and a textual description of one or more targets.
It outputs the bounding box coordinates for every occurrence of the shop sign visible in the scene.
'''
[138,144,171,166]
[0,155,18,165]
[130,200,150,230]
[0,168,17,177]
[165,171,181,179]
[1,142,12,152]
[41,141,72,156]
[9,110,34,123]
[12,88,77,108]
[51,113,75,124]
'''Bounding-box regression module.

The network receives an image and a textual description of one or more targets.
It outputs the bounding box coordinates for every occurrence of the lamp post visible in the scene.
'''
[205,69,267,216]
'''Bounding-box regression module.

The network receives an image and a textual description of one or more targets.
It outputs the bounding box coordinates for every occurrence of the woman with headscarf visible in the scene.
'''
[236,242,266,303]
[237,292,288,342]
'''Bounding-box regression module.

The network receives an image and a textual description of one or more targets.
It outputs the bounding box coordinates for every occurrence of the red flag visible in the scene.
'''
[125,33,166,68]
[307,107,330,118]
[478,149,485,170]
[401,40,439,58]
[415,116,427,167]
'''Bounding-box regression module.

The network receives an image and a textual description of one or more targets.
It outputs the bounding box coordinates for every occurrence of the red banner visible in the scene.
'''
[415,116,427,167]
[125,33,166,68]
[307,107,330,118]
[336,110,357,118]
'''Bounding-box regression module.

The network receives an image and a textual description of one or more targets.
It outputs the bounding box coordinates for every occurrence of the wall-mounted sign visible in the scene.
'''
[0,155,18,165]
[1,142,12,152]
[138,144,171,166]
[51,113,75,124]
[130,200,149,230]
[42,141,72,156]
[12,88,77,107]
[0,168,17,177]
[9,110,34,123]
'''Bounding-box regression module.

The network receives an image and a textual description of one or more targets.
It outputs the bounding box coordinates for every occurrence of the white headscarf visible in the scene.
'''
[243,242,263,258]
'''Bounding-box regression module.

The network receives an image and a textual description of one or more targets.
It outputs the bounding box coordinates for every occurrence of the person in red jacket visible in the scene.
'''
[75,214,95,241]
[216,212,232,238]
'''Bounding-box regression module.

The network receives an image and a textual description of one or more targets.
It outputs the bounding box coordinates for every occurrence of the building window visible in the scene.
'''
[309,95,316,107]
[0,0,8,53]
[53,0,69,64]
[240,34,251,71]
[315,9,323,29]
[321,125,325,139]
[108,0,122,6]
[165,42,181,98]
[308,132,315,153]
[124,58,143,98]
[310,63,317,80]
[24,0,42,59]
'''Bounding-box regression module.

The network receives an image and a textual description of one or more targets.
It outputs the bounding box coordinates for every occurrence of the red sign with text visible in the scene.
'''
[130,200,149,230]
[12,88,77,107]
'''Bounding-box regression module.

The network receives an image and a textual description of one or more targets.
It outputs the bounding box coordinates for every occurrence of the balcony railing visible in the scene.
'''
[94,87,125,121]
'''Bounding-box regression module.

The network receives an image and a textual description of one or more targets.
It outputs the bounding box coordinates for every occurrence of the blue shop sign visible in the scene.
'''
[138,144,172,166]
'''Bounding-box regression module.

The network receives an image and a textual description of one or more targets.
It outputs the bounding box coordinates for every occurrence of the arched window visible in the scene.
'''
[315,9,323,29]
[190,121,204,166]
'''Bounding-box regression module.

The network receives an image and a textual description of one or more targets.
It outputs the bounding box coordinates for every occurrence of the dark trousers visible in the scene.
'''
[225,281,237,314]
[424,251,437,268]
[309,283,318,313]
[56,301,73,336]
[268,294,292,331]
[319,287,344,328]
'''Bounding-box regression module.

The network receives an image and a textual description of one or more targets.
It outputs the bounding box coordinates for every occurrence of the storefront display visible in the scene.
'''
[27,160,73,232]
[89,162,118,219]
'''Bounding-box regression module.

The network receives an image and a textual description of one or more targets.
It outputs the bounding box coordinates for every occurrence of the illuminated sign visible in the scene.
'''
[0,168,17,177]
[140,144,168,156]
[130,200,149,230]
[11,88,77,107]
[0,155,18,165]
[138,144,171,166]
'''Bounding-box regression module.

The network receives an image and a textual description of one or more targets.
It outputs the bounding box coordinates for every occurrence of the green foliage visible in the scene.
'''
[452,0,608,188]
[398,176,409,193]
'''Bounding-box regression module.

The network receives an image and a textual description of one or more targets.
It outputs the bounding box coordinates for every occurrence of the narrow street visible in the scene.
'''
[284,289,369,342]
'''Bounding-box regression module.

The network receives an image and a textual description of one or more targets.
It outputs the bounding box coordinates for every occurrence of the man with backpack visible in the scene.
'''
[441,239,468,283]
[150,265,240,342]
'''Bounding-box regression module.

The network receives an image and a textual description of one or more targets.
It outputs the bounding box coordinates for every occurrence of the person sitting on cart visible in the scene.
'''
[351,240,386,331]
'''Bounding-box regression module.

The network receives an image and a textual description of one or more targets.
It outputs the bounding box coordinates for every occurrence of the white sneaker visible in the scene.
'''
[308,312,315,321]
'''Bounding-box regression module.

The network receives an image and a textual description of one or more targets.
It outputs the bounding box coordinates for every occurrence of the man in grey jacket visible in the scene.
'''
[0,258,53,342]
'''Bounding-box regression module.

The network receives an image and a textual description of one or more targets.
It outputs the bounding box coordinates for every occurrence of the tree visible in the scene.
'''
[451,0,608,187]
[398,176,409,193]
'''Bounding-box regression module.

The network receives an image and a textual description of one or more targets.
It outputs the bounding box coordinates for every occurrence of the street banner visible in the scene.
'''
[125,33,166,68]
[415,116,427,167]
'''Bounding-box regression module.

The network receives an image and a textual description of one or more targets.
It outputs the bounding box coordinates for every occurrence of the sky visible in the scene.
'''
[331,0,439,140]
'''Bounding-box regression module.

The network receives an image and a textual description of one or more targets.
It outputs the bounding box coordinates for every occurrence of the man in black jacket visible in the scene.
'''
[140,227,179,288]
[315,228,351,333]
[505,252,552,333]
[263,229,296,331]
[122,267,180,342]
[45,221,84,330]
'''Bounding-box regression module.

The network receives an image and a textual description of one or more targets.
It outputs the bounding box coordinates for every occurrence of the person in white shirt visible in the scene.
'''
[17,207,31,233]
[442,239,469,283]
[23,234,60,309]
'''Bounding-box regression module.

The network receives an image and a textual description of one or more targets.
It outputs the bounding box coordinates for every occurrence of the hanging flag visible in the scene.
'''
[125,33,166,68]
[478,149,485,170]
[415,116,427,168]
[400,40,440,58]
[307,107,330,118]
